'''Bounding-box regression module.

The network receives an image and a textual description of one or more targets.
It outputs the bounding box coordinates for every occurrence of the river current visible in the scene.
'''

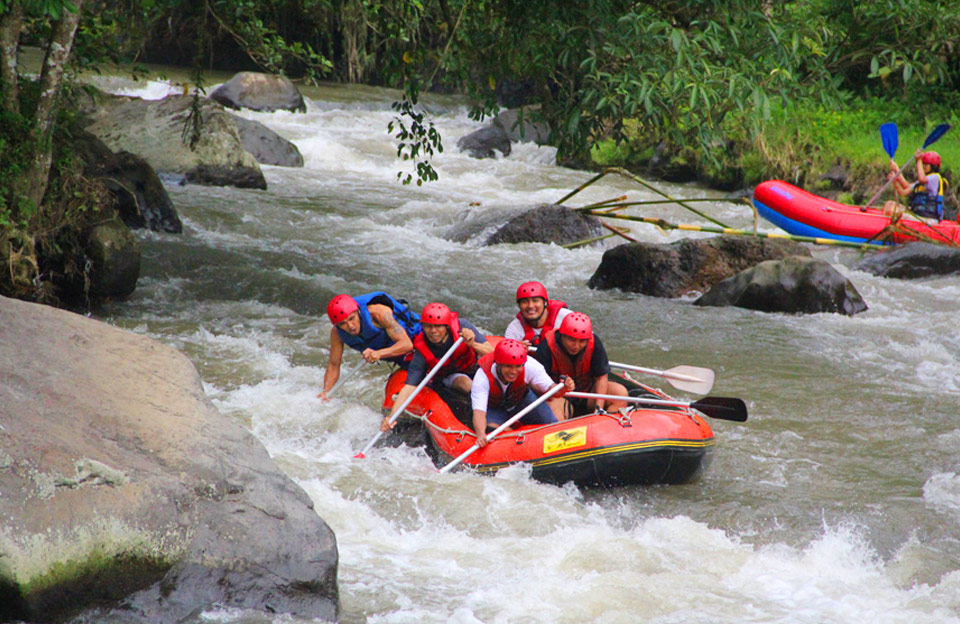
[88,74,960,623]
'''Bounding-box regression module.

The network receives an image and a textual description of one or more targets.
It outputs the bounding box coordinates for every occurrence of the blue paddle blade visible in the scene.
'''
[923,123,951,148]
[880,123,898,158]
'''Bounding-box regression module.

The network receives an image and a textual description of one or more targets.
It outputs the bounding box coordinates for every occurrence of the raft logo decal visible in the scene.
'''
[543,427,587,454]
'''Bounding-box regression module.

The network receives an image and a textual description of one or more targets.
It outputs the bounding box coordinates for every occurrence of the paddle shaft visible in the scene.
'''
[567,391,691,406]
[355,337,464,458]
[566,391,747,421]
[438,382,565,474]
[325,360,360,398]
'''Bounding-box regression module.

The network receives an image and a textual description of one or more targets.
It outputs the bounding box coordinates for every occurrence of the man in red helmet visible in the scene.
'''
[380,302,493,432]
[534,311,628,418]
[319,292,421,401]
[471,338,575,447]
[890,150,948,221]
[504,281,572,346]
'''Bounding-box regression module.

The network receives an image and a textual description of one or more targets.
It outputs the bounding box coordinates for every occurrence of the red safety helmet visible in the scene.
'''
[421,302,453,326]
[558,312,592,340]
[494,339,528,366]
[516,281,548,301]
[921,151,941,167]
[327,294,359,324]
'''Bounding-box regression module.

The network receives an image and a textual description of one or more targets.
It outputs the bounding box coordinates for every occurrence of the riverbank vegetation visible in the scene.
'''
[2,0,959,302]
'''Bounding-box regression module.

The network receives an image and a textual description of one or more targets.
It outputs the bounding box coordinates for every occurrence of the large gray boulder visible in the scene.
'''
[854,242,960,279]
[588,236,811,297]
[210,72,306,113]
[84,95,267,189]
[694,255,868,316]
[456,124,511,159]
[85,219,141,298]
[0,296,339,623]
[485,204,602,246]
[70,129,182,233]
[229,114,304,167]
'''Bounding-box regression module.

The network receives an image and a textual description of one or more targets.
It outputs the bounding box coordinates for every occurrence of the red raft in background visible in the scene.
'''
[380,368,715,488]
[753,179,960,246]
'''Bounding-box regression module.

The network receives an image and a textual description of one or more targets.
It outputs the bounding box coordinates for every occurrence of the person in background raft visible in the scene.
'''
[471,339,574,447]
[534,311,629,420]
[889,150,948,222]
[318,292,421,401]
[504,281,572,346]
[380,302,493,432]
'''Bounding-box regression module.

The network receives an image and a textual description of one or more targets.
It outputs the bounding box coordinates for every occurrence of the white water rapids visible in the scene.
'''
[87,74,960,623]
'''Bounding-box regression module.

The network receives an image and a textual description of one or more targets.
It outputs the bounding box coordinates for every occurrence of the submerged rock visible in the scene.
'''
[694,255,868,316]
[0,296,339,623]
[854,242,960,279]
[588,236,811,297]
[485,204,602,246]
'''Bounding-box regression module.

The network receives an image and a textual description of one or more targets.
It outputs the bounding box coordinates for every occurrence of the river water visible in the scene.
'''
[88,75,960,623]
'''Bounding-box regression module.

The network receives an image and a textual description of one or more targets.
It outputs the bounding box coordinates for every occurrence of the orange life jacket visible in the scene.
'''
[478,352,528,410]
[542,328,594,393]
[516,299,568,345]
[412,313,478,379]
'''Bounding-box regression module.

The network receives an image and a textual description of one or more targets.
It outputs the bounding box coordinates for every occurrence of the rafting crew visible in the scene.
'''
[318,292,421,401]
[471,338,575,447]
[380,302,493,432]
[533,311,629,419]
[504,281,572,346]
[889,150,948,222]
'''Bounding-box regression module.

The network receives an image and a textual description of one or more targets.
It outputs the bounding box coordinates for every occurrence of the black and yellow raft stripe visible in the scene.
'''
[468,437,715,475]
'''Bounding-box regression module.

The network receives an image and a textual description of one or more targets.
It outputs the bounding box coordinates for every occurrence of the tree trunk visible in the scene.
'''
[23,0,84,209]
[0,0,22,114]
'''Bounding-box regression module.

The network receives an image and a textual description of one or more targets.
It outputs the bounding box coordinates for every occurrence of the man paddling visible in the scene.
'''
[534,311,628,419]
[319,292,421,400]
[503,281,572,346]
[380,302,493,432]
[471,339,574,447]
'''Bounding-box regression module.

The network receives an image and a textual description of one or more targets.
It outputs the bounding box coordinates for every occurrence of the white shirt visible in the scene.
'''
[504,307,572,341]
[470,358,556,412]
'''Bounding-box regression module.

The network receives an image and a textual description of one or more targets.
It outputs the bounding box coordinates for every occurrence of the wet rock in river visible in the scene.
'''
[694,255,868,316]
[210,72,307,113]
[485,204,602,246]
[588,236,810,297]
[853,242,960,279]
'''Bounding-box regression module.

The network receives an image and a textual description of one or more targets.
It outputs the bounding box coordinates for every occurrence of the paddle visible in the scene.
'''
[565,391,748,422]
[324,360,360,399]
[881,122,898,160]
[437,382,566,473]
[608,361,714,395]
[864,123,951,209]
[354,337,464,459]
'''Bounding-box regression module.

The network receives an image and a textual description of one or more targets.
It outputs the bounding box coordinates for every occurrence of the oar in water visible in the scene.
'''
[608,361,714,395]
[565,391,748,422]
[324,360,361,398]
[354,337,464,459]
[438,382,566,474]
[864,123,951,209]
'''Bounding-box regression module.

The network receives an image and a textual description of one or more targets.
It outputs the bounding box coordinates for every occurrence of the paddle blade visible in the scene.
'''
[353,452,366,459]
[663,365,715,395]
[923,123,950,148]
[691,397,748,422]
[880,123,898,158]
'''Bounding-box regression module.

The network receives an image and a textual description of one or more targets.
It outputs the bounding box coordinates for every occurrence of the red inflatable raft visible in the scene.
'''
[753,179,960,246]
[380,369,715,488]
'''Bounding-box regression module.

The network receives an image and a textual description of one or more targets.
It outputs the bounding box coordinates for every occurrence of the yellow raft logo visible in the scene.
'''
[543,427,588,454]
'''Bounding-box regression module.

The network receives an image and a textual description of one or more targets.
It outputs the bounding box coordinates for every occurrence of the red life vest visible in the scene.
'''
[516,299,568,345]
[478,352,529,410]
[412,313,478,379]
[542,328,594,393]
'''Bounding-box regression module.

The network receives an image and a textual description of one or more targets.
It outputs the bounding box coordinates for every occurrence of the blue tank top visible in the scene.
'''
[335,292,421,364]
